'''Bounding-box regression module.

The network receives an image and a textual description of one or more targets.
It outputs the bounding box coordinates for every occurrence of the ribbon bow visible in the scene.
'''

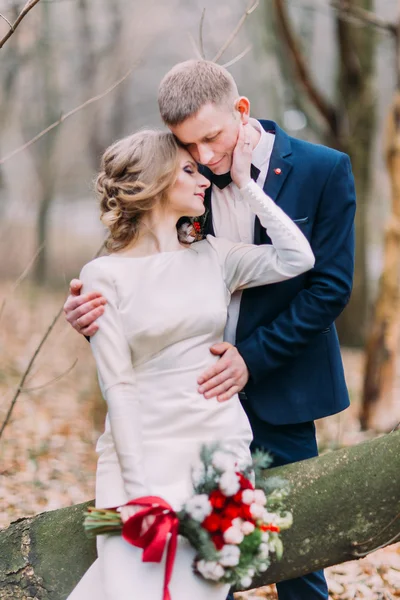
[122,496,179,600]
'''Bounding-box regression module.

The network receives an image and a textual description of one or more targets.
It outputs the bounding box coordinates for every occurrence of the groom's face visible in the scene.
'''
[169,102,243,175]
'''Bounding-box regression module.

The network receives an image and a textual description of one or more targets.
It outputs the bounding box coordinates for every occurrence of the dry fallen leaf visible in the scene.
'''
[1,285,399,600]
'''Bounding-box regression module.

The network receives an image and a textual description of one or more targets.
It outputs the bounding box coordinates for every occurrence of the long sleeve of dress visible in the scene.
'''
[80,260,148,502]
[207,180,315,293]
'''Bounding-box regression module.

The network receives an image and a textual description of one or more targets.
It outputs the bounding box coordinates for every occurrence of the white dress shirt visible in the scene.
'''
[211,118,275,344]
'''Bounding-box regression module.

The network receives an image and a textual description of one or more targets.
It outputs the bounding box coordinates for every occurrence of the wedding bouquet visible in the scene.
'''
[84,444,292,592]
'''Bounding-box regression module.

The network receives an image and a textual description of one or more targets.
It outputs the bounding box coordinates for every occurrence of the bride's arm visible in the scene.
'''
[80,260,148,502]
[208,180,315,293]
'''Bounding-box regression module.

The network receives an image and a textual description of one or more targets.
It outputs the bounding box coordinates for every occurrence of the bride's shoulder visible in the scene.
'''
[201,235,237,257]
[191,236,238,269]
[79,256,116,286]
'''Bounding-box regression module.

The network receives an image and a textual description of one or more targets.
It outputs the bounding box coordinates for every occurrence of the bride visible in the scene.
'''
[67,124,314,600]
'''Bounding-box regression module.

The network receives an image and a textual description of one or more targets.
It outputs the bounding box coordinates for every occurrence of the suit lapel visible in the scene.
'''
[254,120,293,245]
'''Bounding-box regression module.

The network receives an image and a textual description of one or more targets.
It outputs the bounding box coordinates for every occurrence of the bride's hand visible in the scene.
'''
[230,123,253,189]
[119,505,155,534]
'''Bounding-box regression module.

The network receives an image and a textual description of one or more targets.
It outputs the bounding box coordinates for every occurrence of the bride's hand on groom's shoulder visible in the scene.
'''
[197,342,249,403]
[230,123,253,190]
[63,278,107,337]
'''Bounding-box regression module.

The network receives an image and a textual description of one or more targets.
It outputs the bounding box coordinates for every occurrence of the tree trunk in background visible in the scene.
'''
[0,4,25,208]
[76,0,125,172]
[273,0,376,347]
[1,432,399,597]
[361,91,400,431]
[33,0,59,284]
[334,0,376,348]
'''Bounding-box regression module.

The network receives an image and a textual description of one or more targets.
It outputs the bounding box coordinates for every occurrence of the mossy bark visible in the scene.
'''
[1,432,399,598]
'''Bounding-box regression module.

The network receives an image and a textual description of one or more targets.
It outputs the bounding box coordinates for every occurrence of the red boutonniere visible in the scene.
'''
[177,209,209,244]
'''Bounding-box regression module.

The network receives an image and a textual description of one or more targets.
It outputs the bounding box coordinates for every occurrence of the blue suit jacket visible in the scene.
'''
[202,120,356,426]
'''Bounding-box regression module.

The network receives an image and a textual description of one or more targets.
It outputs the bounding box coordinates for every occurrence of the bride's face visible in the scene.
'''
[167,148,210,217]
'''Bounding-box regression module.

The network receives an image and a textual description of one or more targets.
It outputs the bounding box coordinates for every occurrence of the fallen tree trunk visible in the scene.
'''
[1,432,399,598]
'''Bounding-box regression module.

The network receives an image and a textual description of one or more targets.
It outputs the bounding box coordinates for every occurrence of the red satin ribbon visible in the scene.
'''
[121,496,179,600]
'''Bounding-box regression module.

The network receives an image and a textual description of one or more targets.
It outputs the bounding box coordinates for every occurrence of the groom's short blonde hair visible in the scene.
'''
[158,60,239,126]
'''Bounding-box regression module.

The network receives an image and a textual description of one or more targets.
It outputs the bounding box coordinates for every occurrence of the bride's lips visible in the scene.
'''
[195,193,205,200]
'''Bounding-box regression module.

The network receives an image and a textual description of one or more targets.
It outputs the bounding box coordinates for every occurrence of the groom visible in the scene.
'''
[64,60,356,599]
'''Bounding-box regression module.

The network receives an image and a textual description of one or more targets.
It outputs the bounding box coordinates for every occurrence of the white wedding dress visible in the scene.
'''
[67,181,314,600]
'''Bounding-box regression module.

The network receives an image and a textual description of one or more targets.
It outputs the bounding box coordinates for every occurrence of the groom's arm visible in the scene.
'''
[198,153,355,400]
[236,152,355,383]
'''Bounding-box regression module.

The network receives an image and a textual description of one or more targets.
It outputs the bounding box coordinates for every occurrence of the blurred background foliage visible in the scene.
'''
[0,0,399,558]
[1,3,400,596]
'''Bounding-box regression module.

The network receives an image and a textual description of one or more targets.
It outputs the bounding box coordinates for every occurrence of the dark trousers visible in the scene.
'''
[227,404,328,600]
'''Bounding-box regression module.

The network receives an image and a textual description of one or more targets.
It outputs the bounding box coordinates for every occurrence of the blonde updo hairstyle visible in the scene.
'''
[97,129,181,252]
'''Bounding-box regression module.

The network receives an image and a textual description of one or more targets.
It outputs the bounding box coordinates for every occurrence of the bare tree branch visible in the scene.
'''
[0,12,13,29]
[221,44,252,68]
[188,32,203,60]
[0,66,137,166]
[0,0,41,49]
[21,358,78,392]
[212,0,259,63]
[330,0,397,35]
[0,243,44,324]
[351,511,400,549]
[0,240,103,440]
[351,530,400,558]
[273,0,338,136]
[0,305,63,440]
[199,7,206,59]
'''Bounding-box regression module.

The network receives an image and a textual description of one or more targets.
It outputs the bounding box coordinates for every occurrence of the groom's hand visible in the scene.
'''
[64,279,106,336]
[197,342,249,402]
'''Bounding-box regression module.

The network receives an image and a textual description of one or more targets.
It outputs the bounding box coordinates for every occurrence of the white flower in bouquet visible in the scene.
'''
[240,575,252,588]
[219,471,240,496]
[196,560,225,581]
[253,490,267,506]
[261,531,270,543]
[276,511,293,529]
[241,489,255,505]
[258,542,269,560]
[262,510,278,523]
[250,502,265,520]
[219,545,241,567]
[184,494,212,522]
[192,463,206,486]
[223,525,244,545]
[231,517,243,528]
[259,562,269,572]
[247,568,255,577]
[241,521,255,535]
[212,450,236,472]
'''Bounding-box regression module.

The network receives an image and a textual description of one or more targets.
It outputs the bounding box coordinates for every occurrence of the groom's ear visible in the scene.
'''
[234,97,251,124]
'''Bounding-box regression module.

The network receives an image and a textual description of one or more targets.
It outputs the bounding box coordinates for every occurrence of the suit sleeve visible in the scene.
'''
[236,153,356,383]
[207,181,314,292]
[80,260,148,501]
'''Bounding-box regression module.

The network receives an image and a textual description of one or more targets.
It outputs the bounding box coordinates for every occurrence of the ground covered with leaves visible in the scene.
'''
[0,282,398,598]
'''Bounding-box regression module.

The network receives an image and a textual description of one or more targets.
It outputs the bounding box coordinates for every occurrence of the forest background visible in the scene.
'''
[0,1,399,598]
